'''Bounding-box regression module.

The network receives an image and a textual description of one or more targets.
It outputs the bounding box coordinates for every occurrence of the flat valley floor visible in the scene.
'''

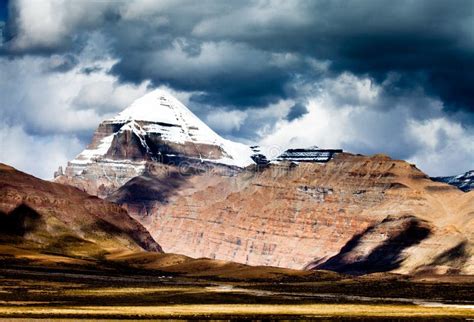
[0,253,473,320]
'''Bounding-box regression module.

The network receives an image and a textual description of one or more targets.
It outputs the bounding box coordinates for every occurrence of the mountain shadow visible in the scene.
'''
[427,241,469,272]
[314,216,431,275]
[0,204,42,238]
[107,170,190,209]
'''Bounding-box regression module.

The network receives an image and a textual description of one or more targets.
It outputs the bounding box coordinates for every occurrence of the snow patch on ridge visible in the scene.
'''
[72,134,115,165]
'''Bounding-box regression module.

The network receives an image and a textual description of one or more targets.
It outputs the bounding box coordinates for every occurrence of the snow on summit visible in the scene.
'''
[69,89,254,168]
[113,90,195,124]
[113,89,225,145]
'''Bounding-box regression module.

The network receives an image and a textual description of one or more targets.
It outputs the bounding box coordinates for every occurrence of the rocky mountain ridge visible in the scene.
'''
[108,153,474,274]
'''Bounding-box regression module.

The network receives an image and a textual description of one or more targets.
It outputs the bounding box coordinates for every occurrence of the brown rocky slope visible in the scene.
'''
[0,163,162,258]
[107,153,473,275]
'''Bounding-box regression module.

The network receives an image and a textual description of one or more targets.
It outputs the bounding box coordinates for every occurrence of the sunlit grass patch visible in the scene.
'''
[0,303,473,318]
[63,287,199,296]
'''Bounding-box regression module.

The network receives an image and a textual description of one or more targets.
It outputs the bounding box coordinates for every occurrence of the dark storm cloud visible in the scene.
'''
[80,65,103,75]
[3,0,473,118]
[119,0,474,118]
[0,1,7,23]
[286,103,308,121]
[192,0,474,115]
[109,40,300,107]
[0,0,10,45]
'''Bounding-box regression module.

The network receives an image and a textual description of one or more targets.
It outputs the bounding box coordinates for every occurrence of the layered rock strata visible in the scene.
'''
[109,154,474,274]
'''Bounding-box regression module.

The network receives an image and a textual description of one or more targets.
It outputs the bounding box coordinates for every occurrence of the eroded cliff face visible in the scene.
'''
[108,154,474,274]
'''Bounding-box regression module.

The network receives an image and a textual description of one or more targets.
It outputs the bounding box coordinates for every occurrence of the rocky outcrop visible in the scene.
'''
[108,154,474,274]
[0,163,162,257]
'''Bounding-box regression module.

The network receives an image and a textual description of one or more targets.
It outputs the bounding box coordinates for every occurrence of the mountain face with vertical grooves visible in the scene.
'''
[55,90,254,198]
[432,170,474,192]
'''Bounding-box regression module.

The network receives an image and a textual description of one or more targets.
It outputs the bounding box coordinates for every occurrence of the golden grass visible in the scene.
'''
[0,304,472,318]
[0,245,92,265]
[63,287,199,296]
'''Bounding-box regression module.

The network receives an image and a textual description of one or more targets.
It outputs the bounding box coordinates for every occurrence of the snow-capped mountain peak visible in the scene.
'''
[110,89,235,149]
[57,89,255,197]
[72,89,254,168]
[113,90,219,143]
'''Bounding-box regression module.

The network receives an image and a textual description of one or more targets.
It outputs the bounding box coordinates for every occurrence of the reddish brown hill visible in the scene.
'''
[0,163,162,258]
[108,153,473,274]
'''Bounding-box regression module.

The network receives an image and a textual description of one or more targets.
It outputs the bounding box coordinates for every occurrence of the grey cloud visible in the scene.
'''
[286,103,308,121]
[0,55,148,135]
[80,65,103,75]
[260,73,474,176]
[110,40,305,107]
[3,0,473,117]
[44,54,78,72]
[118,0,473,118]
[0,123,84,179]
